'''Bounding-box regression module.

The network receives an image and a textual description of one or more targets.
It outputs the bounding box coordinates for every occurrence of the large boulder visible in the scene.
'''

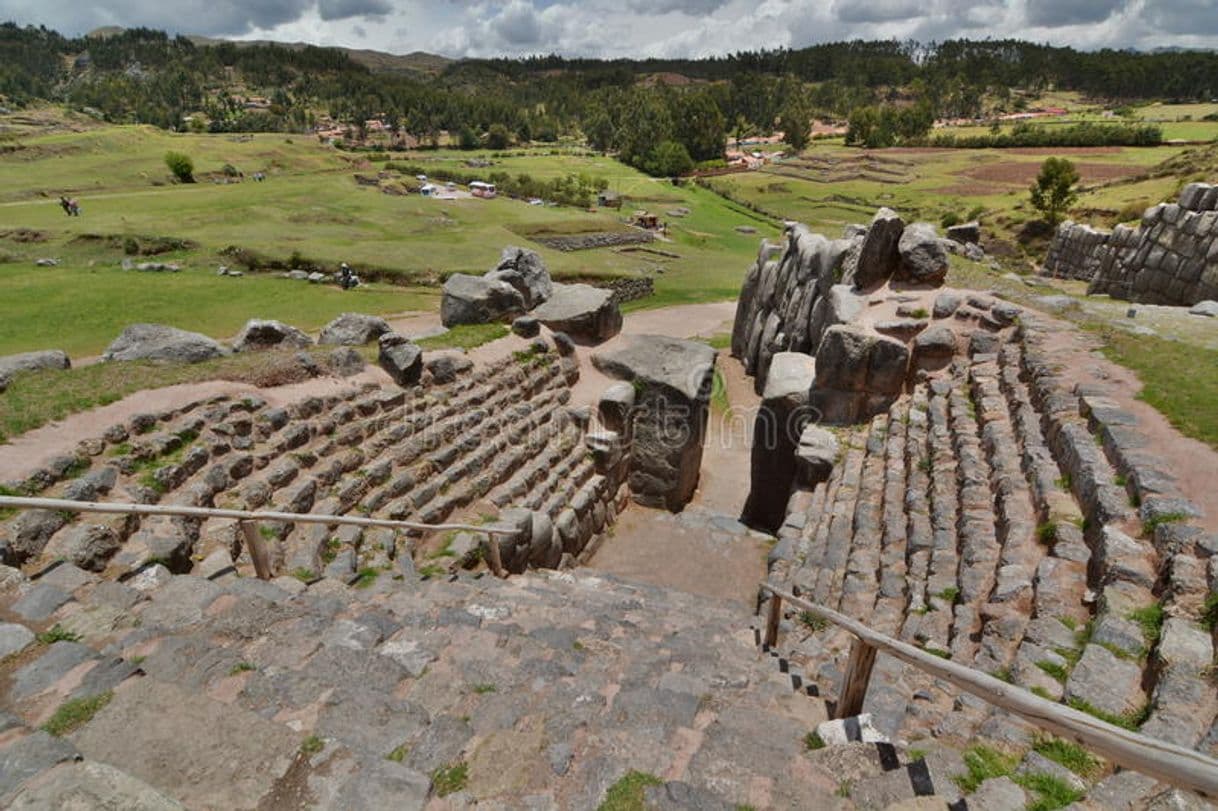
[485,247,553,309]
[807,284,865,356]
[318,313,391,346]
[377,333,423,387]
[102,324,227,364]
[851,207,905,289]
[809,325,909,423]
[440,273,526,327]
[592,335,716,511]
[232,319,313,352]
[946,221,981,245]
[742,352,816,531]
[0,350,70,380]
[897,222,950,286]
[531,283,622,343]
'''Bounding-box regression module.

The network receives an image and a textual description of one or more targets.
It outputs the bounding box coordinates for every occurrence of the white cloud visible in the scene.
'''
[3,0,1218,56]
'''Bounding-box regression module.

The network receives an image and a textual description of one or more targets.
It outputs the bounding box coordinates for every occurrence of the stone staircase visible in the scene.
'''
[0,339,615,581]
[0,554,985,810]
[766,310,1218,808]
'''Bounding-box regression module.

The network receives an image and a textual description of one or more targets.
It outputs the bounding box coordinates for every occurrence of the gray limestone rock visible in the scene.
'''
[485,246,553,309]
[440,273,526,327]
[377,333,423,387]
[7,760,184,810]
[531,283,622,342]
[852,207,905,289]
[318,312,391,346]
[897,222,950,286]
[0,350,70,380]
[232,319,313,352]
[102,324,227,364]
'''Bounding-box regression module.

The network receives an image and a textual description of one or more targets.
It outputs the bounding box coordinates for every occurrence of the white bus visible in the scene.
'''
[469,181,497,199]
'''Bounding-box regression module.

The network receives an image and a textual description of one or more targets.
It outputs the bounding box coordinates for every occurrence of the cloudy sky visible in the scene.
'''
[2,0,1216,58]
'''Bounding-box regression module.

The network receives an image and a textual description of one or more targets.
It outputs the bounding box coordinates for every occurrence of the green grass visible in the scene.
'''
[1096,327,1218,450]
[1203,593,1218,631]
[935,586,959,603]
[291,567,316,583]
[300,735,324,756]
[797,610,830,632]
[416,323,509,351]
[953,745,1019,793]
[1017,772,1086,811]
[431,761,469,797]
[709,367,730,415]
[1032,736,1104,779]
[471,683,497,694]
[1035,660,1070,683]
[1142,511,1194,535]
[1128,603,1165,648]
[386,743,410,762]
[804,730,826,751]
[352,566,380,588]
[0,346,340,443]
[36,624,81,644]
[598,770,663,811]
[229,661,256,675]
[417,563,445,579]
[1036,522,1059,545]
[41,692,112,736]
[1067,698,1150,730]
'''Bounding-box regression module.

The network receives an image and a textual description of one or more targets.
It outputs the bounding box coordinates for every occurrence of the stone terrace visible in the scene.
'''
[0,338,621,582]
[765,307,1217,807]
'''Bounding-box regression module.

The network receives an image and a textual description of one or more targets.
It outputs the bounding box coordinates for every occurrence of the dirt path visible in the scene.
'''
[1036,316,1218,532]
[588,336,771,608]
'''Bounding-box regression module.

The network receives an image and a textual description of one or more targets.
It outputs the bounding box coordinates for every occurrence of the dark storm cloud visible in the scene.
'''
[1024,0,1127,26]
[833,0,924,23]
[318,0,392,21]
[0,0,313,35]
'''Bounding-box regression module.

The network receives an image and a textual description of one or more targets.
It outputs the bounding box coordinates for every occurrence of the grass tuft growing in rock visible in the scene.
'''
[300,735,324,756]
[1032,736,1104,779]
[953,745,1018,793]
[804,730,825,751]
[1066,698,1150,731]
[36,624,81,644]
[42,692,112,736]
[1015,772,1086,811]
[431,761,469,798]
[1128,603,1165,648]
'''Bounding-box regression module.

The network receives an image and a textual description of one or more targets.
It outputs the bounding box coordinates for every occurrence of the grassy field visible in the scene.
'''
[0,110,776,357]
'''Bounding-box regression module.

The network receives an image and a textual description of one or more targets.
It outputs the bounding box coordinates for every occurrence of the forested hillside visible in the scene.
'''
[2,23,1216,172]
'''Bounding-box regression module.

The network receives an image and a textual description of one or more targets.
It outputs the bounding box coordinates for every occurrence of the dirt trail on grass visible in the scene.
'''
[1036,315,1218,533]
[0,302,736,485]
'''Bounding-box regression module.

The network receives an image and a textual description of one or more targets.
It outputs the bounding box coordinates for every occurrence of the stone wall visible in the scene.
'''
[1040,182,1218,306]
[731,210,951,396]
[596,276,655,306]
[593,336,716,512]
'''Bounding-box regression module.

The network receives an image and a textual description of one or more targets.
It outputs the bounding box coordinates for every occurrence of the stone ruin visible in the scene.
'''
[1,223,1216,807]
[1042,181,1218,305]
[441,246,623,342]
[730,214,1218,807]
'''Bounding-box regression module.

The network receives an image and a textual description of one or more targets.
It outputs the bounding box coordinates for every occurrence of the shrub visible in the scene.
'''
[1030,157,1080,226]
[164,151,194,183]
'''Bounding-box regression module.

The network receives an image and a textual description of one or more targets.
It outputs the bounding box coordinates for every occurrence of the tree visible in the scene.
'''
[778,100,811,152]
[485,123,512,150]
[673,90,726,162]
[643,141,693,177]
[164,150,194,182]
[1029,157,1079,225]
[457,126,481,150]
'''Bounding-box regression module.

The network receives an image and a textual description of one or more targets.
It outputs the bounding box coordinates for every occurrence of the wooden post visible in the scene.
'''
[240,520,273,581]
[836,638,877,719]
[764,593,783,649]
[484,533,506,578]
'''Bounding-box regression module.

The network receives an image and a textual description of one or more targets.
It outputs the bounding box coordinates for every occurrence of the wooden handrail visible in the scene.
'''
[760,583,1218,799]
[0,496,519,537]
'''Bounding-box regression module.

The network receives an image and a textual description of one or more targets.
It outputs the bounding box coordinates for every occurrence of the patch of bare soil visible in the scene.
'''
[964,161,1142,186]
